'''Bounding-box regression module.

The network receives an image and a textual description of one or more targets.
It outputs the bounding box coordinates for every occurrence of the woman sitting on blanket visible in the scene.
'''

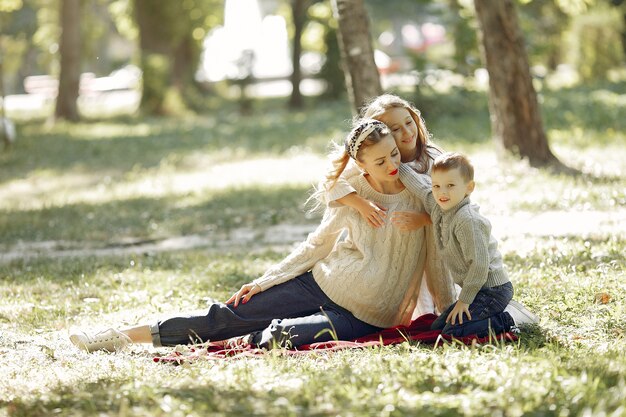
[327,94,457,315]
[70,118,455,353]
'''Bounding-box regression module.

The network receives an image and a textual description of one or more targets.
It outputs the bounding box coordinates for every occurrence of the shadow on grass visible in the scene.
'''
[0,184,316,245]
[0,375,333,416]
[541,80,626,138]
[0,100,352,186]
[396,80,626,147]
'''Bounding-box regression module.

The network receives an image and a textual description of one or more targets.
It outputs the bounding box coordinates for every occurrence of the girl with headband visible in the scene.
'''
[70,119,442,352]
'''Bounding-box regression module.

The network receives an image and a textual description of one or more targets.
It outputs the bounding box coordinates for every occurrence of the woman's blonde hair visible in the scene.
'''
[361,94,440,173]
[325,119,391,189]
[308,119,391,211]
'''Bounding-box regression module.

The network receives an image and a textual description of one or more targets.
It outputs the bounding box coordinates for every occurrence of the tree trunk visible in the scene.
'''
[289,0,307,109]
[55,0,81,122]
[331,0,382,114]
[134,0,176,115]
[473,0,573,172]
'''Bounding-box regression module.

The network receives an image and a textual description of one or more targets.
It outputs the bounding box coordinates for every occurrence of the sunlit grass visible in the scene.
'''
[1,235,624,415]
[1,83,625,415]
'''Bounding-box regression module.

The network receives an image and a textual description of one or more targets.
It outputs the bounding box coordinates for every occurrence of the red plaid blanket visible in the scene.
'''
[153,314,518,364]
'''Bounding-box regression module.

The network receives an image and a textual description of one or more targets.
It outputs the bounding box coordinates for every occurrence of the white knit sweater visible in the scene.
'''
[321,156,458,314]
[254,174,429,328]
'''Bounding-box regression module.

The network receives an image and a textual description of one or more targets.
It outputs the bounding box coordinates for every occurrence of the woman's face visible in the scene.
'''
[376,107,418,162]
[356,134,402,184]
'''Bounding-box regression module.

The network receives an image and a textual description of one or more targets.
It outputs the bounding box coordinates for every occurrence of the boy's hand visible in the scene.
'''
[446,301,471,325]
[391,211,432,231]
[355,199,387,228]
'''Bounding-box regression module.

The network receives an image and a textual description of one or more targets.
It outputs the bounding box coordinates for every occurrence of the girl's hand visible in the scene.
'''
[226,282,262,307]
[446,301,471,325]
[355,199,387,228]
[391,211,432,231]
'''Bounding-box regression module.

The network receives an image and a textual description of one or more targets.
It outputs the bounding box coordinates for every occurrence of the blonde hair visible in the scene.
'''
[308,119,391,211]
[433,152,474,182]
[325,119,391,188]
[361,94,440,173]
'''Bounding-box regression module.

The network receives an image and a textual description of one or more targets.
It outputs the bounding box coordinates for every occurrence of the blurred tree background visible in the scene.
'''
[0,0,624,162]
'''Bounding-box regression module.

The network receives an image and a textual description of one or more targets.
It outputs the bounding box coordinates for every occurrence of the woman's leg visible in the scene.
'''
[153,271,334,346]
[251,303,381,349]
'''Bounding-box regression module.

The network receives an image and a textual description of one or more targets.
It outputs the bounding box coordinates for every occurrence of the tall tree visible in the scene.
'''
[331,0,381,114]
[133,0,221,115]
[473,0,572,172]
[289,0,309,109]
[55,0,81,122]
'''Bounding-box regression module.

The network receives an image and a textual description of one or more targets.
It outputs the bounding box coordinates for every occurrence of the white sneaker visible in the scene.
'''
[504,299,539,327]
[70,328,132,353]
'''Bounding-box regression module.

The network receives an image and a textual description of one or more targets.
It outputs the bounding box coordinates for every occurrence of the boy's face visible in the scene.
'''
[431,168,475,211]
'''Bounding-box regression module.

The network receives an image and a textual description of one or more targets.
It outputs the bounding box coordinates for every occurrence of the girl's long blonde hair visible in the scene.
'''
[361,94,441,173]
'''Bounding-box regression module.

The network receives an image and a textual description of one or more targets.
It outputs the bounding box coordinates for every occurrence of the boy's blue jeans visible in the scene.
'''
[431,282,515,338]
[150,271,381,349]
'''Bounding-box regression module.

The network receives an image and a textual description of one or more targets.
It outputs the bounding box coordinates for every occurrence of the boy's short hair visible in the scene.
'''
[433,152,474,182]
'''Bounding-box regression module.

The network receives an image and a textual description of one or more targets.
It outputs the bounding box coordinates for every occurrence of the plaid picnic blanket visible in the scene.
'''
[153,314,518,364]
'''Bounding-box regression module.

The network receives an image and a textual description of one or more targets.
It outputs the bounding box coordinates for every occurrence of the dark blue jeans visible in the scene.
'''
[431,282,515,338]
[151,271,381,349]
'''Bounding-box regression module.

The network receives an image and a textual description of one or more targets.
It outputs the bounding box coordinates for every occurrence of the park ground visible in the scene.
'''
[0,82,625,416]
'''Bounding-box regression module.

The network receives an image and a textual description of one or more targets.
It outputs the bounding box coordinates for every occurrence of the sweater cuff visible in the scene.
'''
[253,275,277,292]
[458,286,481,305]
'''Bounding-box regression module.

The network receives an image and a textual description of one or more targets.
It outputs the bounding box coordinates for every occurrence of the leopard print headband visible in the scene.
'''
[345,119,387,160]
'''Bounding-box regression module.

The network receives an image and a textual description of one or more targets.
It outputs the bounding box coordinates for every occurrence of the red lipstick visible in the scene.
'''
[390,169,398,176]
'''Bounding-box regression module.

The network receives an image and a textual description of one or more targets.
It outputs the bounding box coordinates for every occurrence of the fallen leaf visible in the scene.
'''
[594,292,611,304]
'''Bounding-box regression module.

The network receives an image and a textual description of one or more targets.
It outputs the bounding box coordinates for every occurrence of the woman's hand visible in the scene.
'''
[355,198,387,228]
[226,282,262,307]
[446,301,471,325]
[391,211,432,231]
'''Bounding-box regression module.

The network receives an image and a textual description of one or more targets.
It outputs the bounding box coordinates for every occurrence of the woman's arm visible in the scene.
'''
[251,208,345,292]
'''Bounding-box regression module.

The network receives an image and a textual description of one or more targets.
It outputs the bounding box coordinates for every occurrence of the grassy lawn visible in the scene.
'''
[0,83,625,416]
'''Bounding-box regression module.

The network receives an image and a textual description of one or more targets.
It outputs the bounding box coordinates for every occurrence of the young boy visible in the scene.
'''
[398,152,538,337]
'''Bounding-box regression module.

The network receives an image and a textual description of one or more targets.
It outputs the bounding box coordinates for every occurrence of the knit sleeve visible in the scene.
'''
[253,207,346,291]
[323,161,363,208]
[455,216,491,305]
[423,224,457,312]
[398,164,437,214]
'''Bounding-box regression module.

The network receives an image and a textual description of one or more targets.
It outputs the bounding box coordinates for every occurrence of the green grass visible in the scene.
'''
[1,83,625,416]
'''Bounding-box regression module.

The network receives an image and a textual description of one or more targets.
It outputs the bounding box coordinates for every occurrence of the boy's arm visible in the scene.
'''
[454,218,492,305]
[399,164,437,214]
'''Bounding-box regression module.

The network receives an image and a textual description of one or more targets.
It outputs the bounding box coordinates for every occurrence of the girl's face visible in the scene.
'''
[356,134,402,185]
[376,107,418,162]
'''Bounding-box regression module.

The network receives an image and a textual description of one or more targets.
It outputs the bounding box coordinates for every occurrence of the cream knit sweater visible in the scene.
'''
[321,157,457,314]
[254,174,430,328]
